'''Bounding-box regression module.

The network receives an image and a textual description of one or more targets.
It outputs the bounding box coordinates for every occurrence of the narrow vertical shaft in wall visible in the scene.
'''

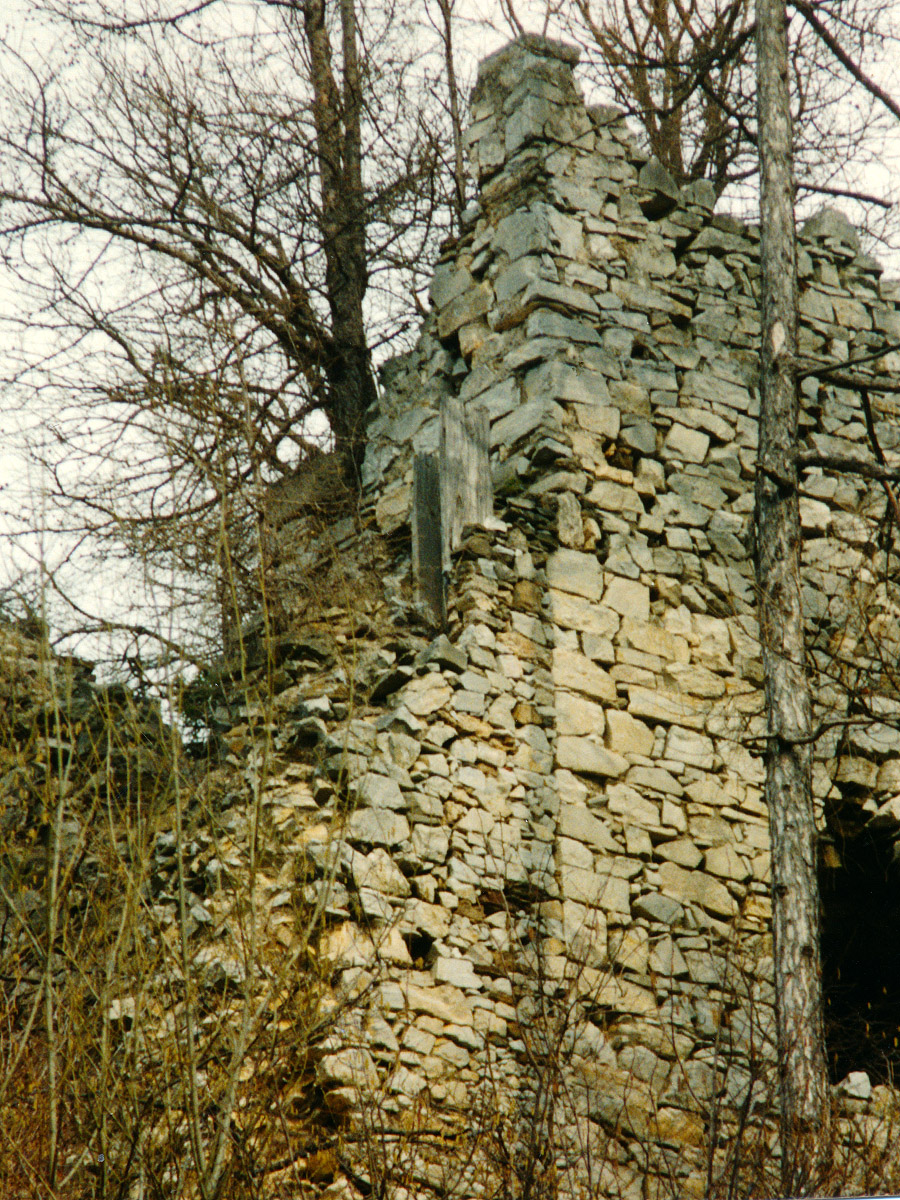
[755,0,831,1187]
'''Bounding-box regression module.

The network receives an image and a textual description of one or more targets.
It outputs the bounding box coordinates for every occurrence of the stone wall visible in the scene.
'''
[263,34,900,1198]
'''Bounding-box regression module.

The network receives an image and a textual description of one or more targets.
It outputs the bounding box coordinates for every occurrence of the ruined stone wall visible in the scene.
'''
[263,34,900,1198]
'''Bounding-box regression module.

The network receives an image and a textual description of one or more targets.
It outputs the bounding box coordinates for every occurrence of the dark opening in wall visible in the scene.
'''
[820,812,900,1084]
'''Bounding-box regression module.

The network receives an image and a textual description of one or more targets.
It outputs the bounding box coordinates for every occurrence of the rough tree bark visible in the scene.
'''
[754,0,830,1188]
[301,0,378,473]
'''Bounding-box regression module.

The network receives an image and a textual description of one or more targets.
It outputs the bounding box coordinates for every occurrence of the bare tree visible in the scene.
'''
[754,0,830,1187]
[532,0,899,238]
[0,0,465,654]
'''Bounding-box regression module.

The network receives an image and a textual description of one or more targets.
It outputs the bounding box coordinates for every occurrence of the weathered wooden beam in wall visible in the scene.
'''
[440,399,492,564]
[412,400,493,626]
[412,452,445,628]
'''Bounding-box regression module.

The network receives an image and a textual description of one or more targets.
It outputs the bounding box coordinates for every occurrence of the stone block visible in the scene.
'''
[664,421,710,464]
[347,809,411,847]
[526,309,601,343]
[525,359,612,405]
[557,835,594,869]
[603,576,650,620]
[607,783,659,828]
[633,891,684,924]
[411,825,450,863]
[491,399,557,448]
[437,282,493,339]
[550,589,619,635]
[557,804,619,851]
[553,649,617,702]
[654,838,702,869]
[434,957,482,990]
[557,735,628,778]
[352,847,412,896]
[586,479,645,514]
[546,547,603,598]
[618,618,689,663]
[704,844,751,882]
[627,685,708,729]
[358,773,405,810]
[657,861,736,917]
[560,864,631,914]
[401,675,453,716]
[556,690,606,737]
[605,709,654,757]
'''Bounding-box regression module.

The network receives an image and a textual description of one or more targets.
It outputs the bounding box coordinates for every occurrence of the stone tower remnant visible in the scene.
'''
[271,34,900,1197]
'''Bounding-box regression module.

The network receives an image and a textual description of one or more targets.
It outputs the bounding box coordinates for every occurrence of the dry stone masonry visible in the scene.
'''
[256,34,900,1198]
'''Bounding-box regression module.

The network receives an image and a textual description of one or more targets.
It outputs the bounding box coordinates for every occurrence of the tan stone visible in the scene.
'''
[654,838,703,869]
[550,589,620,636]
[627,685,708,729]
[559,865,630,914]
[557,804,619,852]
[664,421,709,463]
[553,648,617,702]
[618,618,690,663]
[546,548,603,600]
[352,848,412,897]
[403,983,473,1025]
[557,691,606,737]
[585,480,644,514]
[657,861,737,917]
[557,735,629,778]
[603,576,650,621]
[608,925,649,973]
[663,662,726,698]
[605,709,655,757]
[375,481,412,534]
[704,844,751,882]
[401,674,453,716]
[607,783,660,828]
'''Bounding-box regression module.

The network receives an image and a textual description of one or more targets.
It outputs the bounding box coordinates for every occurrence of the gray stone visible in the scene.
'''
[491,400,557,448]
[357,773,405,810]
[801,207,860,252]
[411,825,450,863]
[664,422,710,464]
[633,892,685,924]
[557,805,619,852]
[352,847,411,896]
[657,861,737,917]
[526,310,601,344]
[434,956,482,990]
[437,283,492,339]
[525,360,612,406]
[638,157,680,202]
[347,809,410,847]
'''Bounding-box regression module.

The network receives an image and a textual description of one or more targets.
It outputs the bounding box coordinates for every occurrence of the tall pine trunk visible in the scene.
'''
[755,0,831,1188]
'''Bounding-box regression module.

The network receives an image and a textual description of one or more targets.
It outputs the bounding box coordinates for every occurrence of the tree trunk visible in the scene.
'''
[303,0,377,474]
[754,0,831,1188]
